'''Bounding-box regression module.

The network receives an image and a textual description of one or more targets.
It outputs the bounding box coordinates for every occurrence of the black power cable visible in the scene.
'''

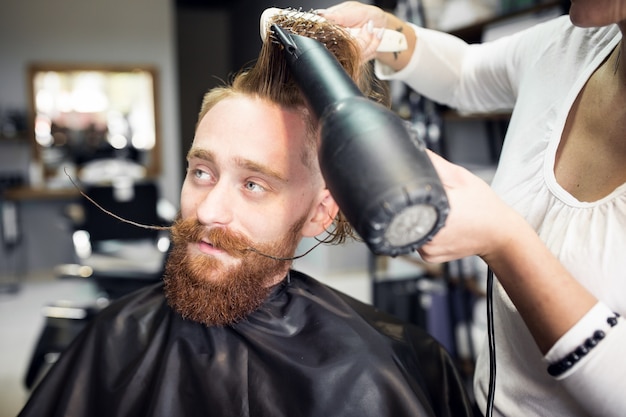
[485,267,496,417]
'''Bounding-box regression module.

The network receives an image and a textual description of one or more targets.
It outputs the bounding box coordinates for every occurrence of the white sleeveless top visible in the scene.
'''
[378,16,626,417]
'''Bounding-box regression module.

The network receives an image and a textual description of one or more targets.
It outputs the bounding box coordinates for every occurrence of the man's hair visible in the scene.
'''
[196,12,389,244]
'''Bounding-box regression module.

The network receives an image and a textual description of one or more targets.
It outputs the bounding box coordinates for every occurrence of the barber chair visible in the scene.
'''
[24,179,175,389]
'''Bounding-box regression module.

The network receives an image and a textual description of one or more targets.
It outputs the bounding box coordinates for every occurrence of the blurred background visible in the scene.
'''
[0,0,568,415]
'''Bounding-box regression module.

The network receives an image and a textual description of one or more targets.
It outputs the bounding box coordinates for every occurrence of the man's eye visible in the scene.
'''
[192,169,211,180]
[244,181,265,193]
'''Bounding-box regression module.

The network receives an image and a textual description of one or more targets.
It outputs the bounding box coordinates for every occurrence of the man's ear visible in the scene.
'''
[301,189,339,237]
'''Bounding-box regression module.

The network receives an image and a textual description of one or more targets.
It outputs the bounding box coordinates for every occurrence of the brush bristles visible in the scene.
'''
[256,7,374,110]
[265,8,349,50]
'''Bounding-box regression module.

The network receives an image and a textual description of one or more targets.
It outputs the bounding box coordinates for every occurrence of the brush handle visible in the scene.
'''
[347,28,408,52]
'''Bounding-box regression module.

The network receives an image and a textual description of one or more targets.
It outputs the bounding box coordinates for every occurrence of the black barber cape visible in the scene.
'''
[19,270,473,417]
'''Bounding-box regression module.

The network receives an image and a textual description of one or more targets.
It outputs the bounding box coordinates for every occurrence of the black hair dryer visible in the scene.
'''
[271,25,449,257]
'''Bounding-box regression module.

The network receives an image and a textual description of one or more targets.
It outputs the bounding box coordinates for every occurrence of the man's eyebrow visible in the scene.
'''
[187,148,214,162]
[235,157,288,183]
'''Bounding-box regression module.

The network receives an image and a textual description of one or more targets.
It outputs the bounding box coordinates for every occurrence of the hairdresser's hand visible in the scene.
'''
[321,2,415,69]
[319,2,387,61]
[418,151,525,265]
[321,1,387,29]
[422,152,599,356]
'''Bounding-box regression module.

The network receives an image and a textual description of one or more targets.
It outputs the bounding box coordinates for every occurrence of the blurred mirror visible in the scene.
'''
[28,64,160,187]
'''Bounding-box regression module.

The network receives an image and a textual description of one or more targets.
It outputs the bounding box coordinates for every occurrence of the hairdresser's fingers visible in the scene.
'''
[418,150,507,263]
[352,23,384,62]
[319,2,386,29]
[425,149,468,188]
[320,3,387,61]
[416,151,469,262]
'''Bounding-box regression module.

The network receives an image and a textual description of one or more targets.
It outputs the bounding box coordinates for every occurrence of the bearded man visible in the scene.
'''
[18,11,472,417]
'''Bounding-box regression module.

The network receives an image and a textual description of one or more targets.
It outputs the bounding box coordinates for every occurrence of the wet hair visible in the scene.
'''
[196,10,390,244]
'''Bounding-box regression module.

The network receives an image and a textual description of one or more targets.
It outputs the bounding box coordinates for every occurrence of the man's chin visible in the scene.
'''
[184,248,241,279]
[163,251,273,326]
[163,216,303,326]
[189,268,233,284]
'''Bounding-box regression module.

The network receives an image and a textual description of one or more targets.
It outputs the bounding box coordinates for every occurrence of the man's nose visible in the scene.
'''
[195,181,234,226]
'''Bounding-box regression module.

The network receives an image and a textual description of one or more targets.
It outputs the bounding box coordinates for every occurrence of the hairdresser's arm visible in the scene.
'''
[422,152,626,416]
[322,2,466,105]
[322,2,520,113]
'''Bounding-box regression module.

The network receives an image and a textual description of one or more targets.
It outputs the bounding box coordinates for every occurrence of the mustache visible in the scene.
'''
[171,217,252,258]
[170,216,325,262]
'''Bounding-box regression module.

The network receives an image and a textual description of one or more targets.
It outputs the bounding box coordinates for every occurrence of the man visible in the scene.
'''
[19,12,472,417]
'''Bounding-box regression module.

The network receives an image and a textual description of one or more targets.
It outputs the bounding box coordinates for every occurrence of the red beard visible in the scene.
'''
[163,216,303,326]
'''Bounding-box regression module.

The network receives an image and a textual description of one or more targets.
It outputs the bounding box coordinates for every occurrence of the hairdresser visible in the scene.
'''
[322,2,626,416]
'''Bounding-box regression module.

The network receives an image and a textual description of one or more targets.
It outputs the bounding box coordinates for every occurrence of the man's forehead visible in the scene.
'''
[194,95,314,159]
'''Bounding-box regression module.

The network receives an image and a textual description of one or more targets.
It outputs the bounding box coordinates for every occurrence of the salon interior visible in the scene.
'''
[0,0,569,415]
